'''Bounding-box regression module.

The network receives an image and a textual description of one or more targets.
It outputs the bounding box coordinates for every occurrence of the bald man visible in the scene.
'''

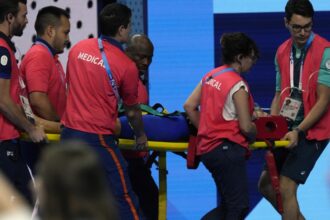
[122,34,158,220]
[125,34,154,104]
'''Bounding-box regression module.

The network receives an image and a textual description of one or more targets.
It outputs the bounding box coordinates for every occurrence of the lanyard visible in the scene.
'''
[289,33,314,90]
[97,37,120,101]
[204,67,235,83]
[35,41,66,87]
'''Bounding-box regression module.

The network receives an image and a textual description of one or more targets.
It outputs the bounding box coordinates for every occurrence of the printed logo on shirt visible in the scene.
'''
[1,55,8,66]
[205,78,222,91]
[77,52,105,68]
[325,59,330,70]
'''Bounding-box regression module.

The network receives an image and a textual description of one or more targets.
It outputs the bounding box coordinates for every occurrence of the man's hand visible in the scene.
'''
[135,133,148,151]
[282,130,299,148]
[27,125,46,143]
[253,109,269,120]
[124,103,148,150]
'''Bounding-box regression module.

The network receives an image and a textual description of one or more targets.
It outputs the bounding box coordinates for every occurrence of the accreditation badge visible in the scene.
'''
[18,75,26,89]
[279,97,302,121]
[19,95,35,122]
[18,76,35,123]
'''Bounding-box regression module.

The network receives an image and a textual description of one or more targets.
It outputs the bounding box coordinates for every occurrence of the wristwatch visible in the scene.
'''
[293,127,304,135]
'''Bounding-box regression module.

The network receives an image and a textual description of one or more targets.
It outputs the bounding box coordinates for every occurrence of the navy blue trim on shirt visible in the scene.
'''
[35,37,57,56]
[0,32,16,52]
[100,35,124,52]
[0,46,12,79]
[0,73,10,79]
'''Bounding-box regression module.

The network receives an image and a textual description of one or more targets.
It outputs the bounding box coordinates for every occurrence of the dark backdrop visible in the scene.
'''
[214,11,330,108]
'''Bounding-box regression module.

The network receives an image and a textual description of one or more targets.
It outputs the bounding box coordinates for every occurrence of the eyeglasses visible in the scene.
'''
[289,22,313,33]
[249,54,258,63]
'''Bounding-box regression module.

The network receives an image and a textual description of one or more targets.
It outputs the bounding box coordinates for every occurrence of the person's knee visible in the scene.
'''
[280,176,297,201]
[279,184,295,201]
[258,172,272,196]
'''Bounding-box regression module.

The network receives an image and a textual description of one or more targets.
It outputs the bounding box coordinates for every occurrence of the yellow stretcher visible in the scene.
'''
[22,134,289,220]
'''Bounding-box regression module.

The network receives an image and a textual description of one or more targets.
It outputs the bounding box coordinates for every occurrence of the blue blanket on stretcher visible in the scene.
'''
[119,114,190,142]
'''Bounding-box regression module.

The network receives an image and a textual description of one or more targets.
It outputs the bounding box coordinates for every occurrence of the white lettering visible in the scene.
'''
[77,52,105,68]
[98,59,104,66]
[205,78,222,91]
[86,54,92,62]
[77,52,84,59]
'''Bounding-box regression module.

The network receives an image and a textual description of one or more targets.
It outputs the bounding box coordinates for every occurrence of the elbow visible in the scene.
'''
[183,103,194,119]
[183,102,190,112]
[183,102,197,114]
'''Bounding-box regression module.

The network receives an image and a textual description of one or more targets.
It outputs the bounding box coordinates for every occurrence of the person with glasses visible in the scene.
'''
[258,1,330,219]
[184,32,259,220]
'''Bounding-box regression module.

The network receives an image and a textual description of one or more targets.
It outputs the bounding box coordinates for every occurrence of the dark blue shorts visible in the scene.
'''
[20,141,46,174]
[265,133,328,184]
[0,139,33,204]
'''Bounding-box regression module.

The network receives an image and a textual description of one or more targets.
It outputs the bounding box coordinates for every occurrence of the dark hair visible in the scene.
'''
[285,0,314,21]
[37,141,118,220]
[220,32,259,64]
[35,6,70,36]
[99,3,131,37]
[0,0,26,23]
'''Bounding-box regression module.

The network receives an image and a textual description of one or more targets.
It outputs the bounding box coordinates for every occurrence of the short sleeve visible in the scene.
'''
[222,80,248,120]
[0,47,12,79]
[318,48,330,87]
[22,50,53,93]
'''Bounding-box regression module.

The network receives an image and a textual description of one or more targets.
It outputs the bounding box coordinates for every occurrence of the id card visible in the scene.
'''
[279,97,302,121]
[18,76,26,89]
[19,95,35,122]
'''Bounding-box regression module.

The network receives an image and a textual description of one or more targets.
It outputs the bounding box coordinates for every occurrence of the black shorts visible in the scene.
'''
[264,133,328,184]
[0,139,33,203]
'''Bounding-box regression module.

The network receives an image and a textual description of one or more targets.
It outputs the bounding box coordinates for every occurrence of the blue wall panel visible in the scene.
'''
[214,11,330,108]
[148,0,214,112]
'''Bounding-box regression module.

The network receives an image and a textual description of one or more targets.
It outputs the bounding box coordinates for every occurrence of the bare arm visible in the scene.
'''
[233,87,257,142]
[183,82,201,128]
[34,115,61,134]
[123,104,147,149]
[270,91,281,115]
[29,92,59,121]
[0,79,45,142]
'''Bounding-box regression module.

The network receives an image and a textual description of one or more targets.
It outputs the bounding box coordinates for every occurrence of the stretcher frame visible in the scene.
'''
[22,134,288,220]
